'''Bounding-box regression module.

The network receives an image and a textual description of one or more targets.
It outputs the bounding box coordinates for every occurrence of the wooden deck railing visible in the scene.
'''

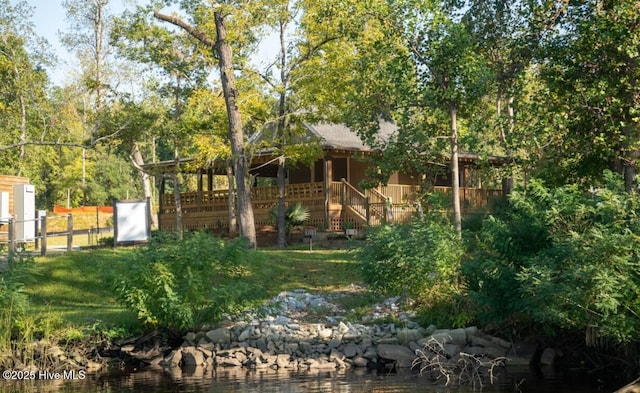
[340,179,369,223]
[159,181,503,231]
[161,182,326,214]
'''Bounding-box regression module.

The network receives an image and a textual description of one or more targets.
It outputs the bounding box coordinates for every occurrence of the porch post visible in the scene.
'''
[324,157,332,229]
[159,175,166,231]
[502,177,513,196]
[365,196,370,224]
[197,169,203,212]
[310,163,315,183]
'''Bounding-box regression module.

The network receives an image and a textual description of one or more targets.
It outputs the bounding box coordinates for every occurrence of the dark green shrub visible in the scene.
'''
[464,171,640,342]
[358,215,464,303]
[270,203,310,235]
[109,232,254,330]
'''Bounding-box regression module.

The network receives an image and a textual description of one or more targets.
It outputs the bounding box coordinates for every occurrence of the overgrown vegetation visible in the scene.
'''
[358,213,468,327]
[108,232,258,330]
[359,214,463,300]
[464,171,640,343]
[0,251,61,367]
[359,171,640,345]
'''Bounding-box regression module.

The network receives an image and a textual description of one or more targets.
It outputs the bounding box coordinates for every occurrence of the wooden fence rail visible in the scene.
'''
[0,214,82,258]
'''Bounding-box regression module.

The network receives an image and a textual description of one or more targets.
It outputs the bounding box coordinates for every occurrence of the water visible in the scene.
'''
[0,366,620,393]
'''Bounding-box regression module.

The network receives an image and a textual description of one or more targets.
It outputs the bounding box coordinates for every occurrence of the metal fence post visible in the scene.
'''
[8,217,15,259]
[67,214,73,252]
[41,215,47,256]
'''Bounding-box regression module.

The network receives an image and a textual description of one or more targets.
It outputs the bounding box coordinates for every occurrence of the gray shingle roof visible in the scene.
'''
[303,121,397,151]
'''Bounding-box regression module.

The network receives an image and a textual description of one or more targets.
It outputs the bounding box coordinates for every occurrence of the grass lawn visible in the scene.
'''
[26,249,140,332]
[22,244,366,336]
[248,247,362,295]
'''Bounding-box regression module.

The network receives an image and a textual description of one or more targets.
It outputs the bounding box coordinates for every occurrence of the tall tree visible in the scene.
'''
[61,0,114,204]
[257,0,345,247]
[153,2,258,247]
[539,0,640,191]
[326,0,489,236]
[0,0,53,177]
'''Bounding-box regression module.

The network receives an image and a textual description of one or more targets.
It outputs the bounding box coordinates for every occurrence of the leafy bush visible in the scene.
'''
[464,171,640,342]
[270,203,310,235]
[358,215,464,303]
[109,232,255,330]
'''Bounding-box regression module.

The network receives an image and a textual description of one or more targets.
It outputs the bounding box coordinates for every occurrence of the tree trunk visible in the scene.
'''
[277,155,287,247]
[172,143,183,240]
[227,163,237,234]
[450,101,462,238]
[130,142,158,228]
[153,9,256,246]
[215,11,257,248]
[276,19,289,249]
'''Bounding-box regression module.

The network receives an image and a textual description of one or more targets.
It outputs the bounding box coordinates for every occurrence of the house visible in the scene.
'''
[146,122,509,232]
[0,174,31,240]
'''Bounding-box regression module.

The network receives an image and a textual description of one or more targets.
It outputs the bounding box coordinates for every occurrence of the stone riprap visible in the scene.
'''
[0,290,552,375]
[127,290,542,371]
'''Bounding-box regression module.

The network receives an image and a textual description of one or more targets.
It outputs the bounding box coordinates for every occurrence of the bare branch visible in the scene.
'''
[153,11,216,49]
[289,35,341,75]
[0,141,90,152]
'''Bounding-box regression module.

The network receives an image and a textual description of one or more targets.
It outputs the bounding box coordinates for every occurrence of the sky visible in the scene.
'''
[16,0,137,86]
[15,0,277,87]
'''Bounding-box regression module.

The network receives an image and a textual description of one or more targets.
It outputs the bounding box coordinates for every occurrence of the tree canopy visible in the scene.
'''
[1,0,638,233]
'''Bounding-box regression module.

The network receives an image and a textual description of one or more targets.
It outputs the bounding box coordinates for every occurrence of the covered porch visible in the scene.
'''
[153,152,506,232]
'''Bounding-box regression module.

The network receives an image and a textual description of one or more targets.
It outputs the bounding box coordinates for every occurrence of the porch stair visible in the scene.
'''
[339,179,390,226]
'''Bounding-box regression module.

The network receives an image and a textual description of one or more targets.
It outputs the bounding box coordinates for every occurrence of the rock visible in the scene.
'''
[449,328,467,346]
[397,328,423,344]
[424,331,452,345]
[181,347,204,366]
[238,327,252,342]
[363,347,378,360]
[86,359,104,371]
[443,343,461,358]
[255,338,268,353]
[484,346,508,359]
[197,338,215,350]
[470,335,494,348]
[318,328,333,339]
[146,355,164,367]
[164,349,182,367]
[206,327,231,344]
[353,356,369,367]
[408,341,422,353]
[377,344,416,363]
[198,347,213,359]
[276,354,291,368]
[462,346,485,356]
[343,343,358,358]
[234,351,247,364]
[328,338,342,349]
[218,357,242,367]
[464,326,479,336]
[491,336,511,349]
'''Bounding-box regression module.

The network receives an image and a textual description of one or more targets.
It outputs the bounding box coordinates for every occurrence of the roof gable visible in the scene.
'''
[303,121,397,152]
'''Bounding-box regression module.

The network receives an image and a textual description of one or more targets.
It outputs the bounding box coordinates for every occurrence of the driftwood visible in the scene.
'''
[614,377,640,393]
